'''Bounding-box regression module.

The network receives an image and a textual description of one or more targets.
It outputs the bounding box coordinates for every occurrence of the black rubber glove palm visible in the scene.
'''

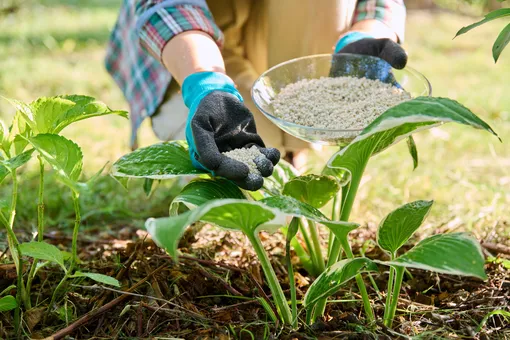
[190,91,280,191]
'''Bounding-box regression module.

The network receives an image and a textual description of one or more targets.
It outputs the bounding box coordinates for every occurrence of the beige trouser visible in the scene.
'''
[152,0,357,155]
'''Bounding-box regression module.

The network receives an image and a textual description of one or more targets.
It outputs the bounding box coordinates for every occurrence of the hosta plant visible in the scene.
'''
[0,95,125,332]
[112,95,499,327]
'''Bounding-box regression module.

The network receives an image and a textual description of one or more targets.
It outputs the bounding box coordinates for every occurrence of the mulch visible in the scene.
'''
[0,224,508,339]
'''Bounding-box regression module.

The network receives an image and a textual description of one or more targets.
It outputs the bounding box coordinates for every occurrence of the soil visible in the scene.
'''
[0,225,508,339]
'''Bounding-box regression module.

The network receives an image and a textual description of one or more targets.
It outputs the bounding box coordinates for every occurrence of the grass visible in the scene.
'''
[0,1,508,245]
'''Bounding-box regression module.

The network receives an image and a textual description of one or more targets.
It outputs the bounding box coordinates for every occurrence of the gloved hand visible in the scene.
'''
[182,71,280,191]
[331,31,407,85]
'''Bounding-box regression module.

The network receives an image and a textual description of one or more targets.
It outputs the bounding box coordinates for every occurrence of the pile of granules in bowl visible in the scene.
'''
[272,76,411,130]
[222,146,262,175]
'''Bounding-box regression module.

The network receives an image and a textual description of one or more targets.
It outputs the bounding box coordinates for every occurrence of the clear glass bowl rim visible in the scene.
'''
[251,53,432,134]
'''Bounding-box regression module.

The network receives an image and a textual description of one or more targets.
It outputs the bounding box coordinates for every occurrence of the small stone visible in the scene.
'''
[222,145,263,175]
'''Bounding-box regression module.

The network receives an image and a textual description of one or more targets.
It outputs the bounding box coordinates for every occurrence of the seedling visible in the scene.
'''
[0,95,125,330]
[113,95,499,326]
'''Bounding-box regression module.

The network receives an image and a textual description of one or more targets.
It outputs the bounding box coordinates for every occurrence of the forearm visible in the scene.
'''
[349,19,398,42]
[161,31,226,86]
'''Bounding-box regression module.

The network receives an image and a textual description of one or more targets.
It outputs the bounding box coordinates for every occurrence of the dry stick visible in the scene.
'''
[93,241,142,306]
[194,264,243,297]
[44,263,167,340]
[179,255,244,273]
[482,242,510,255]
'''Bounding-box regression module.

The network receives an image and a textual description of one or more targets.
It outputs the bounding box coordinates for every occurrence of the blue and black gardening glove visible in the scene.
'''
[331,31,407,84]
[182,72,280,191]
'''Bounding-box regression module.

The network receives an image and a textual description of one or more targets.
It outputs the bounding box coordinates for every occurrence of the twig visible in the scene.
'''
[194,265,243,296]
[482,242,510,255]
[179,255,244,273]
[44,263,167,340]
[140,301,211,323]
[211,299,259,312]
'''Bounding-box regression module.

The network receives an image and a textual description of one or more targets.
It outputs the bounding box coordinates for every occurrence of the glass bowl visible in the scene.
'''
[251,53,432,146]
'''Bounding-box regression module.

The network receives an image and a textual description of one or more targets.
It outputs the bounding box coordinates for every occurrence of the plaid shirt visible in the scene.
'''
[105,0,406,148]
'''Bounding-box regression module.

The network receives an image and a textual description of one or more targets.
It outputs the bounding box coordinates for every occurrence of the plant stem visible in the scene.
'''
[26,157,45,308]
[247,232,293,325]
[70,190,81,271]
[37,156,45,242]
[383,266,395,323]
[339,236,375,324]
[298,219,319,276]
[384,266,404,328]
[48,270,71,312]
[286,218,299,328]
[5,172,23,332]
[307,219,325,273]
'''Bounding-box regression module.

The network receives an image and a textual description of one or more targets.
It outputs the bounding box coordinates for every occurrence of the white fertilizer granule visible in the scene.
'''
[272,76,411,130]
[222,146,263,175]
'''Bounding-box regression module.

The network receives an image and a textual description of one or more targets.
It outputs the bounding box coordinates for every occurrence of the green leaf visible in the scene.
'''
[19,241,66,271]
[52,95,128,133]
[112,141,206,179]
[146,199,280,259]
[377,200,434,255]
[477,310,510,332]
[327,97,499,185]
[28,134,83,182]
[303,258,378,308]
[27,96,128,134]
[0,149,35,184]
[283,174,340,208]
[406,136,419,170]
[455,8,510,37]
[262,195,360,236]
[73,272,120,287]
[385,233,487,279]
[0,119,8,151]
[147,196,357,261]
[0,295,17,312]
[263,159,299,195]
[493,23,510,62]
[169,177,246,215]
[143,178,154,197]
[3,97,36,131]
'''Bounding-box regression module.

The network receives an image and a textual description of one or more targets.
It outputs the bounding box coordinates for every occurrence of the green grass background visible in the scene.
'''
[0,0,508,241]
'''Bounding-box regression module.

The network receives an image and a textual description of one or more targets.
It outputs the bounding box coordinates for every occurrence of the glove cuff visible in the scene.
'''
[334,31,375,54]
[182,71,243,109]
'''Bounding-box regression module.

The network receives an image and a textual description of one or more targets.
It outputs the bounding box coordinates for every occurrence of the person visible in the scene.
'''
[105,0,407,190]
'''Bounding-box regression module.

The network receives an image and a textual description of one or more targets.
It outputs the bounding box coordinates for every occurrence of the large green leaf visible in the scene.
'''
[73,271,120,287]
[385,233,487,279]
[147,196,357,260]
[112,141,206,179]
[493,23,510,62]
[262,195,360,236]
[169,177,246,215]
[263,159,299,195]
[146,199,281,259]
[52,95,127,133]
[19,241,66,271]
[0,149,35,184]
[455,8,510,37]
[377,200,434,255]
[28,134,83,182]
[26,96,128,134]
[0,295,17,312]
[327,97,499,183]
[282,174,340,208]
[303,258,379,309]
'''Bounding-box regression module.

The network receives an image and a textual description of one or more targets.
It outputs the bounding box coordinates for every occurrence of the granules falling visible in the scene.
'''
[272,76,411,130]
[222,146,263,175]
